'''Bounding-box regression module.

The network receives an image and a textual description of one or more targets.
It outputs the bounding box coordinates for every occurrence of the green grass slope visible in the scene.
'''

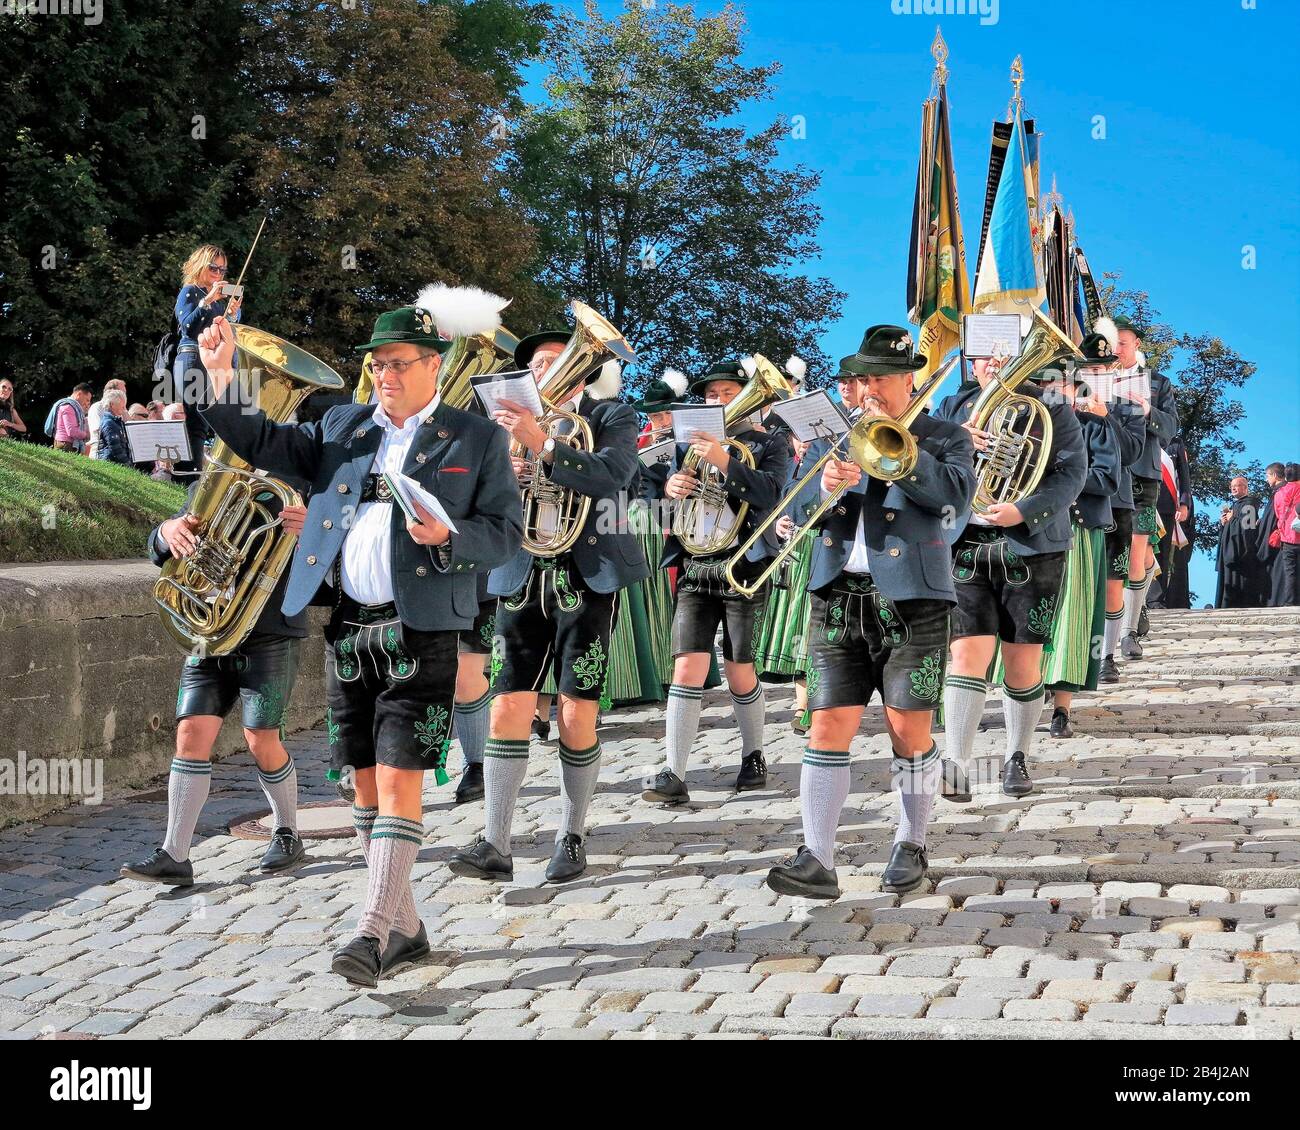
[0,442,186,564]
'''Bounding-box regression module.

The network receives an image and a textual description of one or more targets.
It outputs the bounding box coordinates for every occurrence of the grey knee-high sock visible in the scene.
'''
[942,676,987,772]
[257,756,297,833]
[1003,681,1045,761]
[483,737,529,854]
[1121,569,1152,635]
[665,684,703,777]
[800,748,851,871]
[730,682,765,755]
[1103,607,1124,658]
[161,757,211,863]
[355,816,423,949]
[893,743,941,847]
[352,804,420,938]
[558,740,602,842]
[454,691,492,768]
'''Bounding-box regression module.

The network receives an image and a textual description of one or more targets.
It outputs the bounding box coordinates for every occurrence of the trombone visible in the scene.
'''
[723,356,959,598]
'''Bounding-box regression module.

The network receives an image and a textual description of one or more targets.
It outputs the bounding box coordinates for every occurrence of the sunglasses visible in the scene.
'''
[209,264,228,275]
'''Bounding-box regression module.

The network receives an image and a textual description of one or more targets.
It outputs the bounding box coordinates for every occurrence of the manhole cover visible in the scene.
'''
[229,800,354,840]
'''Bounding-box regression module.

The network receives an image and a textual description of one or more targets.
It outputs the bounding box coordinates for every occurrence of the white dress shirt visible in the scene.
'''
[821,482,871,576]
[337,393,440,605]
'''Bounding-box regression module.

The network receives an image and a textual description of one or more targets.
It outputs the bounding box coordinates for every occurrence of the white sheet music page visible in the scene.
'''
[471,369,546,417]
[767,390,852,443]
[390,472,460,534]
[638,439,675,468]
[670,404,725,445]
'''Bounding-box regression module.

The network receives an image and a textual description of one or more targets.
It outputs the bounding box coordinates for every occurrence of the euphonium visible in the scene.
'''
[671,354,795,556]
[438,326,520,410]
[517,300,637,556]
[723,356,959,598]
[968,308,1079,513]
[155,326,346,656]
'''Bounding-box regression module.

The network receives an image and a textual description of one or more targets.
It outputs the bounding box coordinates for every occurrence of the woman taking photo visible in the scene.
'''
[174,243,241,467]
[0,378,27,439]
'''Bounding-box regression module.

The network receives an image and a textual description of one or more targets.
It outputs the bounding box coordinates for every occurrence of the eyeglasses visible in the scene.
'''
[370,357,431,376]
[209,263,228,275]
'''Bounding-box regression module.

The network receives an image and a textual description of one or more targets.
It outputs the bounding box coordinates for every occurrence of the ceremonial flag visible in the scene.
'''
[1073,244,1105,331]
[973,107,1045,314]
[907,79,970,380]
[1160,448,1189,548]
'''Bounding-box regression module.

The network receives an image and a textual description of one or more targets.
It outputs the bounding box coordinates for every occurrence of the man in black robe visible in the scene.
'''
[1255,462,1287,607]
[1215,477,1265,608]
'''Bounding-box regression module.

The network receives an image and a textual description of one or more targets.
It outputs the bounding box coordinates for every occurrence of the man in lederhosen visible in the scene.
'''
[195,307,522,987]
[765,327,975,899]
[1112,315,1180,659]
[640,360,790,804]
[935,351,1087,799]
[448,329,645,884]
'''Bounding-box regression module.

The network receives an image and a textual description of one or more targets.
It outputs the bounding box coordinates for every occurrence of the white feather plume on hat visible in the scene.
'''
[661,368,689,396]
[1136,350,1147,368]
[739,355,757,380]
[1092,316,1119,352]
[415,283,511,339]
[784,354,807,384]
[587,359,622,401]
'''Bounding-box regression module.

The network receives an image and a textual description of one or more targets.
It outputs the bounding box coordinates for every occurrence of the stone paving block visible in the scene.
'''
[760,972,840,995]
[1040,980,1126,1004]
[1183,982,1264,1004]
[1085,1003,1166,1024]
[1002,999,1079,1021]
[841,975,955,998]
[852,995,929,1019]
[1026,958,1100,982]
[817,954,889,977]
[1164,1004,1242,1026]
[1101,962,1174,982]
[955,977,1042,1000]
[884,955,956,979]
[639,991,710,1014]
[926,997,1003,1021]
[706,992,790,1017]
[690,972,764,994]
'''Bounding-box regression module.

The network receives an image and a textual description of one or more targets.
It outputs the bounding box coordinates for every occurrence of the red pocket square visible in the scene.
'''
[440,467,470,473]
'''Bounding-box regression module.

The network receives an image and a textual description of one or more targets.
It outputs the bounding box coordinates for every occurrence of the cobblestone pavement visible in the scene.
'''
[2,608,1298,1040]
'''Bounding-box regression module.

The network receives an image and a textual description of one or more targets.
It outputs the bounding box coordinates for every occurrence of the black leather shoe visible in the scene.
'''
[380,922,430,976]
[735,751,768,791]
[260,827,306,873]
[331,935,382,988]
[881,841,927,894]
[454,762,485,804]
[447,837,513,881]
[766,845,840,900]
[1137,605,1150,638]
[120,847,194,887]
[940,758,972,803]
[1099,655,1120,683]
[642,768,690,805]
[1049,709,1073,739]
[532,718,552,743]
[546,833,587,883]
[1002,751,1033,797]
[1121,632,1143,660]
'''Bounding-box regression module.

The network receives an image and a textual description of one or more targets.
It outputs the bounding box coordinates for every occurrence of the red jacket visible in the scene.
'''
[1274,481,1300,546]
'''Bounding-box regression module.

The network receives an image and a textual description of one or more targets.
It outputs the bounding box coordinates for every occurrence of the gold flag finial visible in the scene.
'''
[1008,55,1025,120]
[931,26,949,87]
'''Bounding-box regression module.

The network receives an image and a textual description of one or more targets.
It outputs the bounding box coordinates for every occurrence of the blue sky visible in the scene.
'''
[563,1,1300,601]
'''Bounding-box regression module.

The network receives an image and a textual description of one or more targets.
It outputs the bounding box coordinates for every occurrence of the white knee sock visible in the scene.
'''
[893,743,941,847]
[799,748,851,870]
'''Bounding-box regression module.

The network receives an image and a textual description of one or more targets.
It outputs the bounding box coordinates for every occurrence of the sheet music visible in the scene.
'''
[962,313,1023,360]
[1074,368,1117,405]
[638,439,675,468]
[767,391,852,443]
[388,472,460,534]
[1114,369,1152,405]
[471,369,545,417]
[670,404,725,446]
[124,420,192,463]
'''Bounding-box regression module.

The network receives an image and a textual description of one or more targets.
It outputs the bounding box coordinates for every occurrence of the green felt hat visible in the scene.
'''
[634,369,689,412]
[836,324,927,376]
[354,306,453,354]
[1111,314,1142,338]
[688,360,747,398]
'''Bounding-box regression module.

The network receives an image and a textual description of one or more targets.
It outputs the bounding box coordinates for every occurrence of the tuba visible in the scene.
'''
[671,354,795,556]
[155,326,346,656]
[723,357,959,598]
[967,308,1079,513]
[438,326,520,411]
[517,300,636,556]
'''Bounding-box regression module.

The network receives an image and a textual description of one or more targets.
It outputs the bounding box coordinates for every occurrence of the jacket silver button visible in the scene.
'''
[889,547,900,557]
[322,520,332,530]
[416,565,428,577]
[587,536,597,545]
[885,512,895,521]
[355,428,365,439]
[823,537,833,546]
[835,507,846,516]
[337,484,349,494]
[306,555,317,565]
[416,452,427,463]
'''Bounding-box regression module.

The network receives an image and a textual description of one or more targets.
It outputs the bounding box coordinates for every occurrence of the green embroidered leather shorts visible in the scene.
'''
[950,530,1066,644]
[176,631,300,731]
[458,597,498,656]
[324,598,457,773]
[670,554,768,663]
[806,577,950,713]
[1105,506,1134,581]
[493,559,618,701]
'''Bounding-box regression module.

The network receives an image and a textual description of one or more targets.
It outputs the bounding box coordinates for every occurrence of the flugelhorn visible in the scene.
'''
[671,354,795,556]
[723,356,958,598]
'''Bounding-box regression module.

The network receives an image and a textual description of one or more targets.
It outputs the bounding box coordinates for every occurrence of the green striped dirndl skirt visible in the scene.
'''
[754,531,813,680]
[1045,525,1107,692]
[601,502,671,705]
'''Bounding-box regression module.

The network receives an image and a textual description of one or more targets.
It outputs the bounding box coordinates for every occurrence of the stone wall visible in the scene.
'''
[0,560,327,826]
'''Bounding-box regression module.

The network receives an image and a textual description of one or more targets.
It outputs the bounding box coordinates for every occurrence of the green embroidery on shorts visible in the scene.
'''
[415,704,451,756]
[248,680,286,727]
[336,633,358,680]
[1027,594,1057,637]
[1112,545,1130,576]
[749,604,766,657]
[489,634,504,687]
[909,652,942,703]
[805,665,821,702]
[325,707,340,746]
[384,625,413,678]
[478,613,496,653]
[572,639,607,691]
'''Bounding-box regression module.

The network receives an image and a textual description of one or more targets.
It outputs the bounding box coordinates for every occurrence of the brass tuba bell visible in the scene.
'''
[154,326,346,656]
